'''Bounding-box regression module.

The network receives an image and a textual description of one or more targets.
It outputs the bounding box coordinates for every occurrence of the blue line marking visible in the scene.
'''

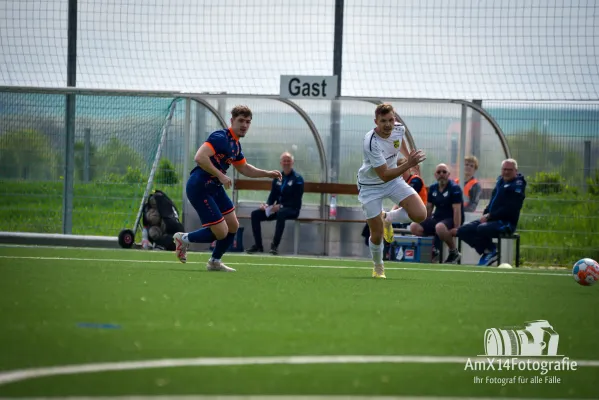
[77,322,121,329]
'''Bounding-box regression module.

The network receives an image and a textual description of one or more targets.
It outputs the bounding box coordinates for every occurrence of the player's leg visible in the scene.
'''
[270,207,300,255]
[397,193,427,223]
[362,198,387,278]
[436,218,460,263]
[206,187,239,272]
[383,182,426,242]
[173,181,227,263]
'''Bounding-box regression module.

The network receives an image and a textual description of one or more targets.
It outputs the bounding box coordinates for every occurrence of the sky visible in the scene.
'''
[0,0,598,101]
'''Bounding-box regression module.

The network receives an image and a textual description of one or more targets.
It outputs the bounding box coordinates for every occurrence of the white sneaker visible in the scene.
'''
[173,232,188,263]
[207,259,236,272]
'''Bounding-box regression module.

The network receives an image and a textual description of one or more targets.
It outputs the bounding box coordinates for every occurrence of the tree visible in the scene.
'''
[0,129,60,180]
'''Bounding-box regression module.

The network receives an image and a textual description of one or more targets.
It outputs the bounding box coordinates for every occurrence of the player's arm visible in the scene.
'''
[235,162,281,180]
[194,144,227,182]
[373,149,425,183]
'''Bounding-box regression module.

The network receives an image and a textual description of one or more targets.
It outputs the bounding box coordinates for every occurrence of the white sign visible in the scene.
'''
[280,75,338,99]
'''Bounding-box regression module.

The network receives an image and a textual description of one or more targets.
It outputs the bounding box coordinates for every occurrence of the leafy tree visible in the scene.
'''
[155,158,179,185]
[0,129,60,180]
[95,137,145,181]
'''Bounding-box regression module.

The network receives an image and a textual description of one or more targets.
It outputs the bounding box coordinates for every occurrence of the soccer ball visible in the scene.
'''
[572,258,599,286]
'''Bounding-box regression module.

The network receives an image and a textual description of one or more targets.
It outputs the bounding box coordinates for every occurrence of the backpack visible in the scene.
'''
[142,190,184,251]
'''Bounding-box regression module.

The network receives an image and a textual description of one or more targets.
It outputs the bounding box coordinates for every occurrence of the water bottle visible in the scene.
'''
[329,194,337,220]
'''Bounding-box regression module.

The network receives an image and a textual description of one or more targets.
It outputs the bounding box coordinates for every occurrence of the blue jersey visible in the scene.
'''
[191,128,246,182]
[428,180,464,221]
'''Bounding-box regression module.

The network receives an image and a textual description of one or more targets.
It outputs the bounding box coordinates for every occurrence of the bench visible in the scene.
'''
[233,179,366,255]
[456,233,521,268]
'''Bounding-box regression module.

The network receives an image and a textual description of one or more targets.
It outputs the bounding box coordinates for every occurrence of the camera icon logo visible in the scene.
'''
[484,320,560,356]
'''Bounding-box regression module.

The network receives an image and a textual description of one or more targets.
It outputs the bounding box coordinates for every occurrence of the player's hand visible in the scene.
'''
[449,228,458,237]
[219,174,232,189]
[272,204,281,213]
[267,170,282,180]
[407,149,426,167]
[480,214,489,223]
[259,203,268,211]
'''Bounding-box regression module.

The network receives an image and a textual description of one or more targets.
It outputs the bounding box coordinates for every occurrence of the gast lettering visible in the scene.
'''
[280,75,338,99]
[465,320,578,385]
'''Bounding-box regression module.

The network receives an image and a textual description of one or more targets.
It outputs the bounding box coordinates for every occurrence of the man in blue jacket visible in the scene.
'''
[457,159,526,266]
[246,152,304,255]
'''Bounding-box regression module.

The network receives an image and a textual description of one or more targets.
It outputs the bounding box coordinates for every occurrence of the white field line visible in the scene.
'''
[0,255,569,277]
[0,397,590,400]
[0,243,570,270]
[0,355,597,387]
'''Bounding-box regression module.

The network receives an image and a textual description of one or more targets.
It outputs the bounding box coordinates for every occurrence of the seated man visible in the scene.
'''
[410,163,464,264]
[457,158,526,266]
[455,155,482,212]
[246,152,304,255]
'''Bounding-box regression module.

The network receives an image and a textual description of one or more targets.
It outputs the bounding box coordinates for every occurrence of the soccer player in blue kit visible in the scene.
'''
[173,105,282,271]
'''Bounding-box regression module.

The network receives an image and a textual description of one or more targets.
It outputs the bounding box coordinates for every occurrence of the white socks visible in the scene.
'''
[369,237,384,265]
[181,233,190,243]
[385,207,412,224]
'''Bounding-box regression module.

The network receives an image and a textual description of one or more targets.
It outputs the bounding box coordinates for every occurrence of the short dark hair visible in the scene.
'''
[375,103,394,119]
[231,105,252,119]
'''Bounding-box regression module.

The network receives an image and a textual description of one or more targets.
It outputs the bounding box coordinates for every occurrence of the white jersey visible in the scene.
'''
[357,122,406,186]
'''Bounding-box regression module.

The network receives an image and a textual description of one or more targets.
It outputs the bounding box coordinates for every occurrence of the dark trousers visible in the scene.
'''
[251,207,300,248]
[457,220,513,255]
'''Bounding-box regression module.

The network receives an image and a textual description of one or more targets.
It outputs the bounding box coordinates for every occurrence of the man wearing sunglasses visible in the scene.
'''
[410,163,464,264]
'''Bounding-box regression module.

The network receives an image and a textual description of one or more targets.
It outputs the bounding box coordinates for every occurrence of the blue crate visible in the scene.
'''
[389,235,434,263]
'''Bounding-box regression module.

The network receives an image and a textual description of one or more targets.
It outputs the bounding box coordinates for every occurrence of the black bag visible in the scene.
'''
[142,190,184,251]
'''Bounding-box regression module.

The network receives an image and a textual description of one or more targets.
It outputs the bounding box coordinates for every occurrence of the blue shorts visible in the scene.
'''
[186,172,234,227]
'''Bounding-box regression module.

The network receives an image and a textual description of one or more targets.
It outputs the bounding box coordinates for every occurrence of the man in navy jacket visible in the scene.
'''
[457,159,527,266]
[246,152,304,255]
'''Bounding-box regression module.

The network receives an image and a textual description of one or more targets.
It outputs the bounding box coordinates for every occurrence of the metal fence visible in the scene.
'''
[1,88,597,265]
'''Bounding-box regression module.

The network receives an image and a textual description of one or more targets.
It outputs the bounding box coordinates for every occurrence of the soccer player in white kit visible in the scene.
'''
[357,103,427,278]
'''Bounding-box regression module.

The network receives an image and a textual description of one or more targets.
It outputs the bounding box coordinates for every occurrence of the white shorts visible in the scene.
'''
[358,179,418,220]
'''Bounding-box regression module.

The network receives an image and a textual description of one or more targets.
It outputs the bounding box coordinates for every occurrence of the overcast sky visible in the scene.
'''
[1,0,598,100]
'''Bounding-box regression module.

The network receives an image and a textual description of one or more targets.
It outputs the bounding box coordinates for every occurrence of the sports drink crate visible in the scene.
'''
[389,235,433,263]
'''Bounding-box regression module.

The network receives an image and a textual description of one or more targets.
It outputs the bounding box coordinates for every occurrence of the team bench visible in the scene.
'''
[232,179,413,255]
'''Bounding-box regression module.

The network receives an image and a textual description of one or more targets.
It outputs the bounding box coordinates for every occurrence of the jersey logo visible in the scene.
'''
[393,140,400,148]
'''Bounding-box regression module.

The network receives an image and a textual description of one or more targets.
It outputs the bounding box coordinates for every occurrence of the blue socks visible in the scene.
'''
[212,232,236,260]
[186,228,216,243]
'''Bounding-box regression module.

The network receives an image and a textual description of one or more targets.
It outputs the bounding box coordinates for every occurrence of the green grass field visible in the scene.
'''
[0,245,598,398]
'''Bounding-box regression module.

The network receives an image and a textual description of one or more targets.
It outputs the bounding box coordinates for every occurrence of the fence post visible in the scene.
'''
[83,128,90,183]
[458,104,468,189]
[584,140,591,192]
[183,98,191,220]
[62,0,77,234]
